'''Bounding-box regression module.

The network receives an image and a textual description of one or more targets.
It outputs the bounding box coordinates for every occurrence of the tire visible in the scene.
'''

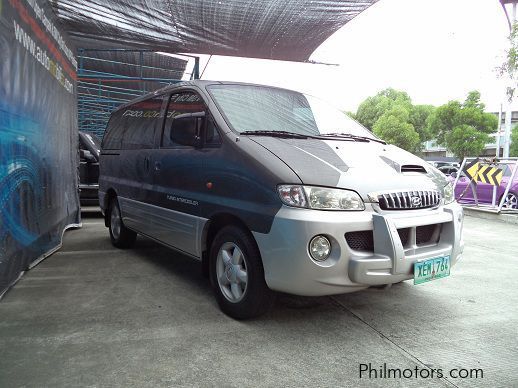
[108,197,137,248]
[501,191,518,209]
[209,225,275,319]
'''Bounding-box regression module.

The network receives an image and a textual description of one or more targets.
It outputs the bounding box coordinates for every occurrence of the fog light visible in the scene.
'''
[309,235,331,261]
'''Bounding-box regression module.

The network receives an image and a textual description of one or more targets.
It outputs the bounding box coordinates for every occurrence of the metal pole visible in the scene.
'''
[498,159,518,211]
[496,103,502,157]
[140,51,144,80]
[504,104,512,158]
[452,157,468,189]
[191,57,200,80]
[504,3,518,158]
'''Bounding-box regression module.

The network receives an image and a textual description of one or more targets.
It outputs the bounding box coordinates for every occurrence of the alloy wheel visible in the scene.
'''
[110,203,121,239]
[216,242,248,303]
[502,193,518,209]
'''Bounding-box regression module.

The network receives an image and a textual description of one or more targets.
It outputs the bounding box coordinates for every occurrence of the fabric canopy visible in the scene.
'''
[51,0,379,61]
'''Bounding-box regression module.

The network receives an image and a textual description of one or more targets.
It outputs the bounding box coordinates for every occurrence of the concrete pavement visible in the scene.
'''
[0,215,516,387]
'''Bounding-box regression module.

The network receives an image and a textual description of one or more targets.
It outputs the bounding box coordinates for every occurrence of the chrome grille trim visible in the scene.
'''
[394,193,402,208]
[370,189,442,210]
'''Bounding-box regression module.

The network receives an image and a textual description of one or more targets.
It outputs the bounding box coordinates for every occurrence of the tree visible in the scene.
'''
[428,91,497,159]
[511,125,518,157]
[499,22,518,102]
[427,100,463,145]
[344,111,356,120]
[463,91,485,110]
[355,95,392,130]
[355,88,412,130]
[444,125,490,161]
[409,104,435,143]
[373,105,420,152]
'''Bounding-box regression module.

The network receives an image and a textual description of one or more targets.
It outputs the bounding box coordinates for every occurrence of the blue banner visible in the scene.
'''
[0,0,80,295]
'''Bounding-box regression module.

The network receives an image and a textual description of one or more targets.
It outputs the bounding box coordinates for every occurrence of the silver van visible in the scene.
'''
[99,81,464,319]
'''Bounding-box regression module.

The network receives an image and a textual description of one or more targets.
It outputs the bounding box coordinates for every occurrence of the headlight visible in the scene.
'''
[277,185,365,211]
[277,185,307,208]
[443,182,454,205]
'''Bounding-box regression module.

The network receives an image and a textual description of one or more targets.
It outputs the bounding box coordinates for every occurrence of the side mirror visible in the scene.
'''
[171,112,205,147]
[80,149,95,162]
[84,149,96,162]
[450,171,457,178]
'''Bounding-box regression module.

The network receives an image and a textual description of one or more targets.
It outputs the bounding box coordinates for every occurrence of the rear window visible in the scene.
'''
[102,95,164,150]
[102,109,126,150]
[122,96,164,149]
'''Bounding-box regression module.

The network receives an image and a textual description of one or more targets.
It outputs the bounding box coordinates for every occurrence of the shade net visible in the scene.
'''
[50,0,379,61]
[0,0,80,296]
[78,50,188,137]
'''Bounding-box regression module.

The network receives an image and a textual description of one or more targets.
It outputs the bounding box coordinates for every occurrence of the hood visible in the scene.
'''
[250,137,448,200]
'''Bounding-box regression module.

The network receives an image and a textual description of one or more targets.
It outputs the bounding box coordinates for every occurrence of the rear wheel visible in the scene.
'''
[108,197,136,248]
[209,225,274,319]
[501,191,518,209]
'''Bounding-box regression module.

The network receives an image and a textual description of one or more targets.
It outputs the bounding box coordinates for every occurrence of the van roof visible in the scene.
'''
[112,80,299,113]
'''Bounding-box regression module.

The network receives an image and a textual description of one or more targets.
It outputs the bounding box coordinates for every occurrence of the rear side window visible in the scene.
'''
[500,164,512,177]
[162,92,205,148]
[102,109,127,150]
[121,96,164,149]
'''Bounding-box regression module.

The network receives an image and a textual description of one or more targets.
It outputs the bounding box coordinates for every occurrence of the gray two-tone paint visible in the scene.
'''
[99,80,464,297]
[119,196,207,258]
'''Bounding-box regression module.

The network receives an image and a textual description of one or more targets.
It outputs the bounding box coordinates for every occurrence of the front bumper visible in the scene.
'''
[253,202,464,296]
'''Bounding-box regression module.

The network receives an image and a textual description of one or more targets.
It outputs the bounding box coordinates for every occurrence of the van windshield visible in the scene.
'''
[207,84,376,139]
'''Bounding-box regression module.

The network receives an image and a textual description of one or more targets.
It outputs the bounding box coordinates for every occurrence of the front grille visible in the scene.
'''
[397,228,410,246]
[377,190,441,210]
[345,224,442,252]
[345,231,374,251]
[416,224,440,246]
[346,227,412,251]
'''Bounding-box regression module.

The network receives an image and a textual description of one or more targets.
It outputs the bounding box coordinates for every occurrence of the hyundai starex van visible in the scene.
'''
[99,81,464,319]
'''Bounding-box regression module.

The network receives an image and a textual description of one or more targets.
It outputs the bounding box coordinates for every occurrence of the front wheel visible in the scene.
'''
[209,225,275,319]
[501,191,518,209]
[108,197,137,248]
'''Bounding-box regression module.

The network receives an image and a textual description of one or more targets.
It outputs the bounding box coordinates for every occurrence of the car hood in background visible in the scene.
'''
[250,137,447,200]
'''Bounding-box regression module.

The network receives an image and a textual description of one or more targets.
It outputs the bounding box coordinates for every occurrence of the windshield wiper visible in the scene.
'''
[319,133,386,144]
[240,130,311,139]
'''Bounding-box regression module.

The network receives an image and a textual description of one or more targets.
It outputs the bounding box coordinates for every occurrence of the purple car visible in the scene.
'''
[452,163,518,209]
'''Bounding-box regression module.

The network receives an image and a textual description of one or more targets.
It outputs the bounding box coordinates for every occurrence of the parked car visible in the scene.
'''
[453,163,518,209]
[427,160,460,169]
[79,131,100,206]
[98,81,464,319]
[438,165,459,176]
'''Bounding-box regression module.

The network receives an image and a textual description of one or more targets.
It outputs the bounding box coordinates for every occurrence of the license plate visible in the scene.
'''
[414,255,450,285]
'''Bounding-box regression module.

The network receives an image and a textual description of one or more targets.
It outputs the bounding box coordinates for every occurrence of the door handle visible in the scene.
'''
[154,161,162,171]
[144,156,150,171]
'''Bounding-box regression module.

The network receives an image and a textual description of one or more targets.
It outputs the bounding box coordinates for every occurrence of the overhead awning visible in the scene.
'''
[50,0,379,62]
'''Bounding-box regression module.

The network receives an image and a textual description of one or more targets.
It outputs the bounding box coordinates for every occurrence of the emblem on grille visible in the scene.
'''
[410,196,422,207]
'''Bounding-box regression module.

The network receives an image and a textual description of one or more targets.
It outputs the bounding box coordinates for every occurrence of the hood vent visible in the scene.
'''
[400,165,427,174]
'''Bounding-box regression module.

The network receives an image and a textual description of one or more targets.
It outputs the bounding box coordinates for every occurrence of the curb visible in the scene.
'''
[463,207,518,225]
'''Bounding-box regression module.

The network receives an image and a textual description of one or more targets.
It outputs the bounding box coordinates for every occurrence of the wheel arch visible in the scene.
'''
[201,213,257,278]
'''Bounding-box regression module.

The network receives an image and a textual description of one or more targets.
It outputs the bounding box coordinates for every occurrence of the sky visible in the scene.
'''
[187,0,512,113]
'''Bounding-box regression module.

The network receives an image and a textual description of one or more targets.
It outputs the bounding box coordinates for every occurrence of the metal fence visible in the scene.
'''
[77,49,198,138]
[452,157,518,213]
